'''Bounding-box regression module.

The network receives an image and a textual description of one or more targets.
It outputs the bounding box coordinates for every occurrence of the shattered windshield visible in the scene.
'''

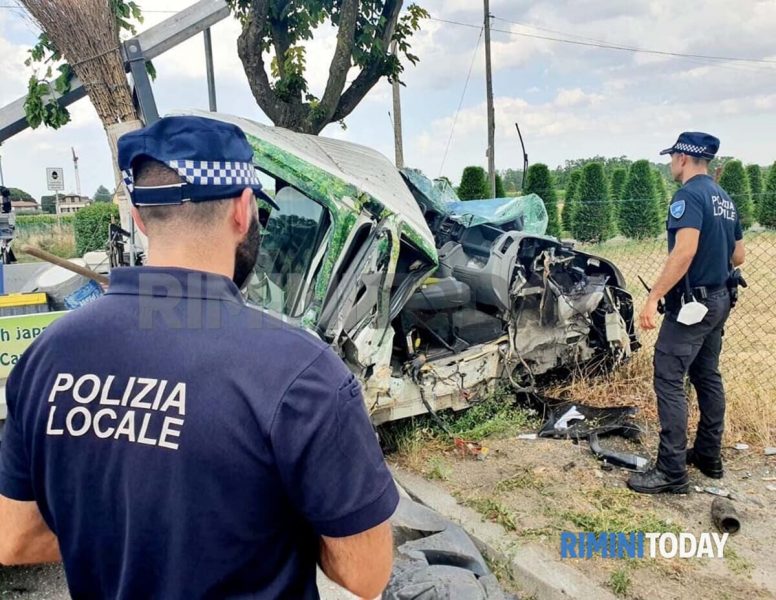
[248,187,329,317]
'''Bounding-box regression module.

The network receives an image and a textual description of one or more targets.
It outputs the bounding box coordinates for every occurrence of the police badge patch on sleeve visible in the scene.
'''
[670,200,686,219]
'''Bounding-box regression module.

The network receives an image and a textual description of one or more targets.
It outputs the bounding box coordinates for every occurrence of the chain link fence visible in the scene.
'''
[570,227,775,446]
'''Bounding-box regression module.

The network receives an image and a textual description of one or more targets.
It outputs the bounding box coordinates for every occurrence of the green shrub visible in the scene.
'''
[572,162,613,243]
[653,170,669,214]
[562,170,581,233]
[759,162,776,229]
[719,160,753,229]
[523,163,560,237]
[495,173,506,198]
[618,160,661,239]
[609,168,627,223]
[745,164,764,212]
[458,166,489,200]
[74,203,119,255]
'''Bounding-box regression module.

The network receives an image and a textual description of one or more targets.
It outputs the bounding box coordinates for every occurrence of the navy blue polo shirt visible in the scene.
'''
[0,267,398,599]
[667,174,743,288]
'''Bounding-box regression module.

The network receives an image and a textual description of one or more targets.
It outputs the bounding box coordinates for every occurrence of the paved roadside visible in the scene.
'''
[0,565,356,599]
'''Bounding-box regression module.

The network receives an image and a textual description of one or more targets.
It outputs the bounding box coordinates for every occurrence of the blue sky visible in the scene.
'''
[2,0,776,200]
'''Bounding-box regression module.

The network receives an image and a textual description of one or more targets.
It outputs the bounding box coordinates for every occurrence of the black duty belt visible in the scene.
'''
[671,283,726,301]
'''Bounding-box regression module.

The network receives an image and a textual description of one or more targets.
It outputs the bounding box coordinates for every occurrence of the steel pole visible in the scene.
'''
[204,28,217,111]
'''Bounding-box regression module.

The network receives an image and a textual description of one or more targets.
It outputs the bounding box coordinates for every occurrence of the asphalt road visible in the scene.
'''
[0,565,68,599]
[0,564,355,599]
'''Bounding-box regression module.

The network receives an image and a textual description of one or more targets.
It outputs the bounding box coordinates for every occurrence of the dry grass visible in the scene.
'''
[566,230,776,446]
[14,225,76,260]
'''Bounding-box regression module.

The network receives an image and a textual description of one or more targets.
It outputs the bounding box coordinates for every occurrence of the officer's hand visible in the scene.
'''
[639,298,660,331]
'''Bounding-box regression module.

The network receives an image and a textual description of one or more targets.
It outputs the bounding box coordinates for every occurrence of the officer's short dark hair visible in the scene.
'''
[133,158,231,230]
[689,156,710,167]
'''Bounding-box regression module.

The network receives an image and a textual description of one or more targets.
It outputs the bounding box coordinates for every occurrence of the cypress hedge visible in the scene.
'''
[524,163,560,237]
[719,160,753,230]
[618,160,661,239]
[572,162,613,243]
[759,162,776,229]
[458,166,489,201]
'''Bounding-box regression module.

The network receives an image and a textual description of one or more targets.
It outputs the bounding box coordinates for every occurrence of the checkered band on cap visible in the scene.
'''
[674,142,707,154]
[121,170,134,192]
[121,161,260,190]
[168,160,261,187]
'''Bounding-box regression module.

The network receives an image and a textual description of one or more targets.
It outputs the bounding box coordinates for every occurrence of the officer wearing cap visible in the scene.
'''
[628,132,746,494]
[0,116,398,598]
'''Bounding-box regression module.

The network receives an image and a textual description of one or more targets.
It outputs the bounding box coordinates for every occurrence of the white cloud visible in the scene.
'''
[553,88,604,107]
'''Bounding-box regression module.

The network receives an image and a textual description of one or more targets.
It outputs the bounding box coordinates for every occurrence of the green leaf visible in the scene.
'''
[145,60,157,81]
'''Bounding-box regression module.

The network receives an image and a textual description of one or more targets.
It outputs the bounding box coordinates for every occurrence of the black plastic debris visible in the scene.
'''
[538,400,641,439]
[385,497,517,600]
[536,397,648,472]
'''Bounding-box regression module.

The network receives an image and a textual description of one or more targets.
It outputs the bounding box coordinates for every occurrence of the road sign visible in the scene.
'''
[46,167,64,191]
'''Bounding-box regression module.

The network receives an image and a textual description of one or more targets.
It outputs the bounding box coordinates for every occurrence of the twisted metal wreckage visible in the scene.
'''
[189,110,640,426]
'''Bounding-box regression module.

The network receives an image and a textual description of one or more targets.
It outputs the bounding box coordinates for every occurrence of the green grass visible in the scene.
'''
[609,566,631,597]
[380,385,541,457]
[560,488,682,535]
[725,546,753,576]
[464,497,518,532]
[495,468,546,493]
[379,419,437,456]
[426,456,451,481]
[439,386,541,441]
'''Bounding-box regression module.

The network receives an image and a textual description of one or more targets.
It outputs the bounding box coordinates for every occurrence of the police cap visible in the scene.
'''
[117,116,278,209]
[660,132,720,160]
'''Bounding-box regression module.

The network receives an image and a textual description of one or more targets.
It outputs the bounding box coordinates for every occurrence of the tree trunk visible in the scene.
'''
[236,0,404,135]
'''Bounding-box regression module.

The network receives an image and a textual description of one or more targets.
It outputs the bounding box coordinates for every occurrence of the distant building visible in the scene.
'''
[57,194,93,215]
[11,199,41,213]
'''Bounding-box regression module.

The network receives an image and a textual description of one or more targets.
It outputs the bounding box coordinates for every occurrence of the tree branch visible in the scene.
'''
[236,0,284,124]
[270,15,292,81]
[330,0,402,124]
[314,0,358,129]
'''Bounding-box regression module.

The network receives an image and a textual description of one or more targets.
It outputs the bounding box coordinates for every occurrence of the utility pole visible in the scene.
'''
[391,41,404,169]
[483,0,496,198]
[204,28,217,111]
[72,147,81,196]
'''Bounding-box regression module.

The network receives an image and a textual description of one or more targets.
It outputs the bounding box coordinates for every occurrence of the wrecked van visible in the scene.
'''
[183,111,639,424]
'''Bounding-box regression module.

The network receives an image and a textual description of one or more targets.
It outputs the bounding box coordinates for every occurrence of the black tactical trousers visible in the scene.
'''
[654,288,731,477]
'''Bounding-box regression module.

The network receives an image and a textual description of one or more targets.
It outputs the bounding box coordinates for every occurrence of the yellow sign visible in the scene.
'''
[0,312,68,379]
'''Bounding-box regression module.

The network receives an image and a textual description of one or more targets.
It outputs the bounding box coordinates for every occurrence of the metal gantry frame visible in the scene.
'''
[0,0,230,143]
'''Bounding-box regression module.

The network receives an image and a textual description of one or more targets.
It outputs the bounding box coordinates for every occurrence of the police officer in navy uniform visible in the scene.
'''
[0,116,398,598]
[628,132,746,494]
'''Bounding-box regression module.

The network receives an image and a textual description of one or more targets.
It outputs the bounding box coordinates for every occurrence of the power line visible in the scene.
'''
[491,16,776,76]
[439,26,483,177]
[429,16,776,66]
